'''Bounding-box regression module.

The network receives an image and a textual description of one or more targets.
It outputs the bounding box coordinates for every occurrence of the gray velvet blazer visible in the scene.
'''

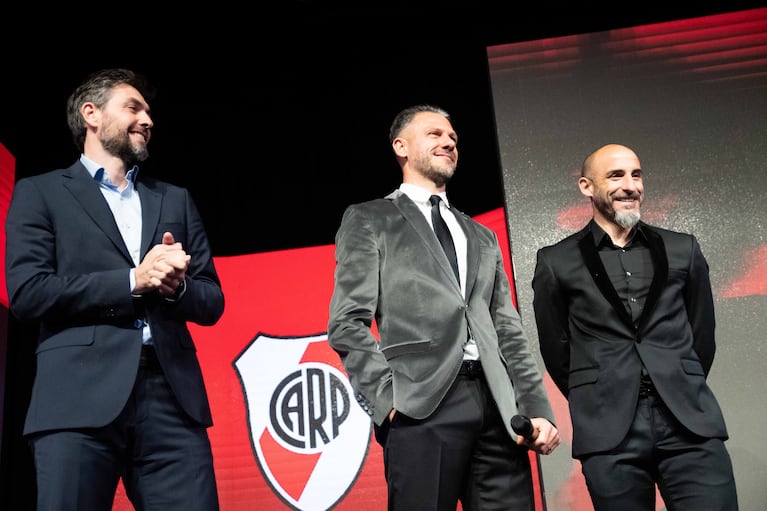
[328,189,554,440]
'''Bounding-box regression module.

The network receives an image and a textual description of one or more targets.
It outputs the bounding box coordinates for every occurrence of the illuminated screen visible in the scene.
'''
[487,7,767,510]
[0,143,13,454]
[99,207,545,510]
[4,7,765,511]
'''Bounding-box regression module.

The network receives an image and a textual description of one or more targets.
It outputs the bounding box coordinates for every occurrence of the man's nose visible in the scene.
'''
[139,111,154,128]
[622,175,639,191]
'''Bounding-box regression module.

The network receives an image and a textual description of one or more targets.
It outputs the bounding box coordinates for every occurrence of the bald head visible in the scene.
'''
[578,143,644,236]
[581,144,639,179]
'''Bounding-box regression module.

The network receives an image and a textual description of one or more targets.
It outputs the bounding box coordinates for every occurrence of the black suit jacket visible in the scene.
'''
[5,161,224,435]
[532,220,728,458]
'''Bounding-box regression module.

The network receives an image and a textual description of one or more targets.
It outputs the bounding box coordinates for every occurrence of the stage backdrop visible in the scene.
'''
[0,143,13,455]
[488,7,767,511]
[1,136,544,511]
[0,156,545,510]
[89,206,545,510]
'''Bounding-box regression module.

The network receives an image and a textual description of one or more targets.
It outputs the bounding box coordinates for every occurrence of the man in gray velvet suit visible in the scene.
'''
[328,104,559,511]
[532,143,738,510]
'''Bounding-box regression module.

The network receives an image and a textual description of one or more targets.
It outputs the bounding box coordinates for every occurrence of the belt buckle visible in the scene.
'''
[638,379,656,398]
[462,360,481,377]
[140,345,161,372]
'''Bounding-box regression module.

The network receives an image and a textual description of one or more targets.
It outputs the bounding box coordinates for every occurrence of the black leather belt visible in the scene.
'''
[139,344,162,372]
[638,377,658,398]
[458,359,482,378]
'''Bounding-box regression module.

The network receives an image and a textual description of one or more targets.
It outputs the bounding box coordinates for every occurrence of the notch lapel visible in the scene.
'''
[454,211,478,298]
[63,163,133,264]
[390,192,462,293]
[136,181,162,257]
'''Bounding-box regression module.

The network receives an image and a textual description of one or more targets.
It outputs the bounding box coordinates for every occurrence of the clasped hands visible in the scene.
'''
[133,232,190,297]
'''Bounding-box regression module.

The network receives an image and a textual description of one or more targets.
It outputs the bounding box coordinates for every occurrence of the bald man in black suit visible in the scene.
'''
[532,143,738,510]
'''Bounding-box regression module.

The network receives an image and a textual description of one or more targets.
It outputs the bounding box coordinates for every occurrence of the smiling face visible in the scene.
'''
[94,84,154,165]
[579,144,644,232]
[393,111,458,191]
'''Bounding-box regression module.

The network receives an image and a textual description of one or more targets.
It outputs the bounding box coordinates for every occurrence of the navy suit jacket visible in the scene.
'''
[532,220,728,458]
[5,161,224,435]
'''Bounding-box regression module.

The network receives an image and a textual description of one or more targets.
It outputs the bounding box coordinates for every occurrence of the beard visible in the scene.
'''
[100,125,149,166]
[593,193,641,229]
[615,210,641,229]
[412,151,456,188]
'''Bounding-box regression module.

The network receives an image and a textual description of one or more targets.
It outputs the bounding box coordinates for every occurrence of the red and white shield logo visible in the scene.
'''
[234,333,372,510]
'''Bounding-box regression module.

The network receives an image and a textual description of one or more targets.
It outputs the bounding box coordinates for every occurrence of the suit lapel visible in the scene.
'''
[136,181,162,257]
[577,225,634,326]
[637,224,668,331]
[63,163,133,264]
[577,221,670,330]
[454,210,479,297]
[390,192,462,293]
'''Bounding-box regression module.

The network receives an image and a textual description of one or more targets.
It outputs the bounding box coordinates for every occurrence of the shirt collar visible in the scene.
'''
[399,183,451,208]
[589,220,646,248]
[80,154,139,187]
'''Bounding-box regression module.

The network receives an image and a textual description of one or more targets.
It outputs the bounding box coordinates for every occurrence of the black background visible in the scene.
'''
[3,2,764,257]
[1,2,764,508]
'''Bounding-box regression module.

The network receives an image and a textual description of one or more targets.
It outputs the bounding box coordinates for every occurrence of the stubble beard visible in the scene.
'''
[414,152,455,188]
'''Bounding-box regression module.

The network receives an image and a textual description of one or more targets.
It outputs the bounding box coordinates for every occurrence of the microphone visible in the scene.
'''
[511,414,536,439]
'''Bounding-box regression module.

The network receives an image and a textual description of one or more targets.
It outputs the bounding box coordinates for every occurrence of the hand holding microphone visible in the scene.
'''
[511,414,537,439]
[511,414,560,455]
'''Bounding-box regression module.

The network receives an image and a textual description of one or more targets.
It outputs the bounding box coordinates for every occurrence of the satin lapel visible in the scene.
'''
[63,163,133,264]
[637,224,668,332]
[391,192,462,292]
[136,181,162,257]
[577,228,634,326]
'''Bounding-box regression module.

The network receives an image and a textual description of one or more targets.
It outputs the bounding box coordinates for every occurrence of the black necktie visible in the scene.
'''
[429,195,460,283]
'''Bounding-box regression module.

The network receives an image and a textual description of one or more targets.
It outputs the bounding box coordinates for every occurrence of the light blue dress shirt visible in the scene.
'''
[80,155,151,344]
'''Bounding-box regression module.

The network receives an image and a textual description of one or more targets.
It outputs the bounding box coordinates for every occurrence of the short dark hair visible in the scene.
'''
[66,68,155,152]
[388,104,450,144]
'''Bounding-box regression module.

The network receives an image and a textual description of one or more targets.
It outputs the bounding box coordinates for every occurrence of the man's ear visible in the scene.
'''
[578,176,593,197]
[81,102,99,128]
[392,138,407,158]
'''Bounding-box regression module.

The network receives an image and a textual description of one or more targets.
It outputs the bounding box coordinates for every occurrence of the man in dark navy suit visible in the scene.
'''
[5,68,224,510]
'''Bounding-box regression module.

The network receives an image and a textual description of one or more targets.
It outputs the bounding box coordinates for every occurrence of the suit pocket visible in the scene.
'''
[568,366,599,390]
[681,357,705,376]
[36,326,96,353]
[381,339,435,383]
[380,338,432,360]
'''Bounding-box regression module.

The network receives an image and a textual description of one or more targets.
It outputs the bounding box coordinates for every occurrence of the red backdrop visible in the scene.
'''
[111,207,547,510]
